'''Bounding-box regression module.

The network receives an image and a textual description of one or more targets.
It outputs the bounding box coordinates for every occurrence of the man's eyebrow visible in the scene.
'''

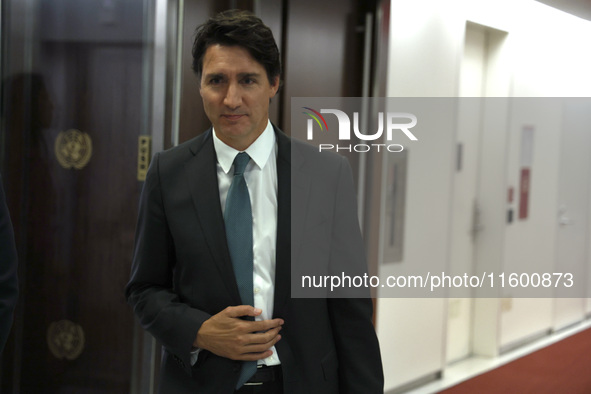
[203,72,225,79]
[238,72,261,78]
[202,72,261,80]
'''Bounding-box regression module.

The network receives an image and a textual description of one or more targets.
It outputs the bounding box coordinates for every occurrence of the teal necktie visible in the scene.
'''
[224,152,257,388]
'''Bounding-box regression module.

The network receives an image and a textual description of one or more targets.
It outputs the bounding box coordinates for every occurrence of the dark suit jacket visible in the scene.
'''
[0,173,18,353]
[125,127,383,393]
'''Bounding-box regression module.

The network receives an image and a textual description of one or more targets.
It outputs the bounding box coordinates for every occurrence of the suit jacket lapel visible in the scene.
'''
[184,130,242,305]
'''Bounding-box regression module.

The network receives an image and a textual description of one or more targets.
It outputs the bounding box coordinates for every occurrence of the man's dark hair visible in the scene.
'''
[192,9,281,85]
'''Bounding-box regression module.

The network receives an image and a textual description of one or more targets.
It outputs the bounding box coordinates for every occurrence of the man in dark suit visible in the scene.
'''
[126,10,383,393]
[0,173,18,353]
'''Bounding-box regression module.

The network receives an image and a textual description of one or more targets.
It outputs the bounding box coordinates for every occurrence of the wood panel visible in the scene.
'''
[1,1,145,390]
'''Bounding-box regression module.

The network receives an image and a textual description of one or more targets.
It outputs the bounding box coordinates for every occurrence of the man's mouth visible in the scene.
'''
[222,114,245,121]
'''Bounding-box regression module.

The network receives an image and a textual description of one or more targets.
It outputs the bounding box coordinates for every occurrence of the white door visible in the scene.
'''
[446,22,510,362]
[552,100,591,330]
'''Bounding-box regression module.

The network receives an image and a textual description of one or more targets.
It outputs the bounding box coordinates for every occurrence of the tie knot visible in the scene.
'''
[232,152,250,176]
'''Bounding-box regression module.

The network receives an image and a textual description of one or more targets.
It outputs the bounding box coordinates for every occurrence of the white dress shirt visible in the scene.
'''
[192,120,280,366]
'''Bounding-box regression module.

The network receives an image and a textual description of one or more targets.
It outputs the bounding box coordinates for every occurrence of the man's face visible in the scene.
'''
[200,44,279,151]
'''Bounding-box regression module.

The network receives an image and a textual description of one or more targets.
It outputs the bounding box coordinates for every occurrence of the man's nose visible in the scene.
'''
[223,82,241,108]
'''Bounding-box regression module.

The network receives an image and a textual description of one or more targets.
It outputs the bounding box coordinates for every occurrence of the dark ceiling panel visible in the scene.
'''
[535,0,591,21]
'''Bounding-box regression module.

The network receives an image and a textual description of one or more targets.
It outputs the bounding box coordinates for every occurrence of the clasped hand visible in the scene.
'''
[194,305,284,361]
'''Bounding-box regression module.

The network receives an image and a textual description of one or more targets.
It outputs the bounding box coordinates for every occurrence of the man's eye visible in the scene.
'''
[207,77,225,86]
[242,78,255,85]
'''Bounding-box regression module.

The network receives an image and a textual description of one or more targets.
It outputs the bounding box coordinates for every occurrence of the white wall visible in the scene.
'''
[377,1,461,390]
[377,0,591,391]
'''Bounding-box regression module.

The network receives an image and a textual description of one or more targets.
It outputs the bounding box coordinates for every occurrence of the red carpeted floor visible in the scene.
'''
[439,327,591,393]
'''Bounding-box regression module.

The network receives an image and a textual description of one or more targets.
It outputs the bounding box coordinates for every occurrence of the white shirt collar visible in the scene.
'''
[213,120,276,174]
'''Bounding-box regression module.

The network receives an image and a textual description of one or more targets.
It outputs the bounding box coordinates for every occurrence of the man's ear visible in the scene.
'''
[270,76,280,97]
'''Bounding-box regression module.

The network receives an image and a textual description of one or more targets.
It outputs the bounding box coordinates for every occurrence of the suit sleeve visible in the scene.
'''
[327,157,384,393]
[0,174,18,353]
[125,152,210,375]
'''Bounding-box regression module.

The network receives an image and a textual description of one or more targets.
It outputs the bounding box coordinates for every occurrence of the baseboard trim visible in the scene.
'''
[385,371,442,394]
[499,329,551,355]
